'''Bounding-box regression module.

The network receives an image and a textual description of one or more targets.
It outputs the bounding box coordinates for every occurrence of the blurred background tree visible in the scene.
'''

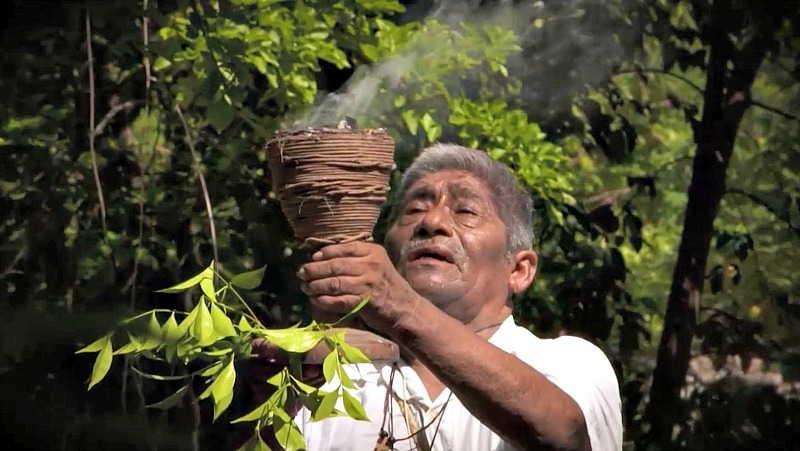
[1,0,798,449]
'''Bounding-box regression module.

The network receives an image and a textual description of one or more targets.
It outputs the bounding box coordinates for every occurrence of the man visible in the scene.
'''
[288,143,622,450]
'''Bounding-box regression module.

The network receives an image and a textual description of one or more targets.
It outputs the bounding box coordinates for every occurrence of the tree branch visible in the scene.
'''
[615,68,704,94]
[85,13,108,238]
[616,67,799,123]
[175,105,220,270]
[726,188,800,238]
[91,100,140,138]
[750,99,800,122]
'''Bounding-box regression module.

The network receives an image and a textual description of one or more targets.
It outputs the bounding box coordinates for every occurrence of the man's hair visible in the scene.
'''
[389,143,534,254]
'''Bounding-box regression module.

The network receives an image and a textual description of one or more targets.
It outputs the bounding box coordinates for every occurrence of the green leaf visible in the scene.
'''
[322,351,338,383]
[230,266,266,289]
[201,277,217,303]
[401,110,418,135]
[312,389,339,421]
[141,311,163,350]
[177,305,199,336]
[213,391,234,422]
[147,384,190,410]
[113,334,142,355]
[211,303,237,337]
[88,336,113,390]
[193,299,218,346]
[238,316,253,332]
[152,56,172,71]
[266,369,287,387]
[333,294,371,326]
[200,360,224,377]
[76,333,112,354]
[273,408,306,451]
[338,361,356,390]
[207,95,236,133]
[235,433,272,451]
[231,402,269,424]
[163,312,183,342]
[341,389,369,421]
[338,341,370,364]
[210,359,237,420]
[259,329,325,354]
[157,262,214,293]
[291,375,317,394]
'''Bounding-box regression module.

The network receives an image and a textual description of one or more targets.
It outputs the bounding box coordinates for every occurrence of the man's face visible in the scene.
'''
[384,170,513,321]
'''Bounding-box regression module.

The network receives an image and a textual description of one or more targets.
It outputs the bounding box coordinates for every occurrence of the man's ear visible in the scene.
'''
[508,249,538,295]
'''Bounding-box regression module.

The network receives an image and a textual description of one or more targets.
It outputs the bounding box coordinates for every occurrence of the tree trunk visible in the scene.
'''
[645,9,772,443]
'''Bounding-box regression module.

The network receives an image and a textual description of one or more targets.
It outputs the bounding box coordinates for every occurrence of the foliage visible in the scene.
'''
[76,262,373,450]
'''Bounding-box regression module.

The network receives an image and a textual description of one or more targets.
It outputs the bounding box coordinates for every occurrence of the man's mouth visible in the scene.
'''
[407,245,455,265]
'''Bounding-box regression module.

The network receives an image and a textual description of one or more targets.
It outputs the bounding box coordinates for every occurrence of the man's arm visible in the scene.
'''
[392,295,592,451]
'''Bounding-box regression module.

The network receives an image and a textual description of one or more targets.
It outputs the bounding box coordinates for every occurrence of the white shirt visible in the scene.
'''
[294,316,623,450]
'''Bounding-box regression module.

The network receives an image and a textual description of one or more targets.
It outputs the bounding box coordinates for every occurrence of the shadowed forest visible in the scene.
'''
[1,0,799,449]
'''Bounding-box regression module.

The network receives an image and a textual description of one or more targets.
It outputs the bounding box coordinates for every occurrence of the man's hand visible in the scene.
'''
[297,242,419,335]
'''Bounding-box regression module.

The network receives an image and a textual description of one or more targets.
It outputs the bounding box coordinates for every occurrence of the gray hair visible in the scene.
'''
[389,143,534,254]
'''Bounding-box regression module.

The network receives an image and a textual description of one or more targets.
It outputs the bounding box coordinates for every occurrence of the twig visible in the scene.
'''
[174,105,220,268]
[215,272,266,328]
[615,68,704,94]
[726,188,800,238]
[750,99,799,122]
[616,67,799,122]
[85,14,109,240]
[91,100,140,138]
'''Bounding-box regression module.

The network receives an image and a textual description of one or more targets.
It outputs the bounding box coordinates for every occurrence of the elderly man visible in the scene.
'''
[285,143,622,450]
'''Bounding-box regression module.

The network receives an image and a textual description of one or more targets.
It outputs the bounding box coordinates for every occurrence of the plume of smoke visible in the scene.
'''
[288,0,631,130]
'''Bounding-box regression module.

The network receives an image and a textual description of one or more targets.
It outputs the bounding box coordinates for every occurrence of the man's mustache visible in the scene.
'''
[398,237,466,264]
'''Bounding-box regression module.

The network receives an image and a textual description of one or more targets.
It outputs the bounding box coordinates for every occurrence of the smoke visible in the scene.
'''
[289,0,631,130]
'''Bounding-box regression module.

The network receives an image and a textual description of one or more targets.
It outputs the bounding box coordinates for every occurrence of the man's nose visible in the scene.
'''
[413,205,453,238]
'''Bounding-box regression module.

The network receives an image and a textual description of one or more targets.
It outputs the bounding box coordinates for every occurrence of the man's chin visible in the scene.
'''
[407,282,461,310]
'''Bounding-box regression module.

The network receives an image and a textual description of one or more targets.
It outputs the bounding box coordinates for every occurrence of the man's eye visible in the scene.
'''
[405,206,425,215]
[456,208,477,215]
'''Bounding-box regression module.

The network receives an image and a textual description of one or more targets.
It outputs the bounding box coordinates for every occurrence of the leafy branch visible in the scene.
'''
[76,262,373,451]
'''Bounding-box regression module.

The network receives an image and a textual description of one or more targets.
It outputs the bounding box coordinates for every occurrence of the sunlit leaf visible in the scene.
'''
[147,384,190,410]
[266,369,287,387]
[211,303,237,337]
[273,408,306,451]
[156,262,214,293]
[291,375,317,394]
[163,312,183,342]
[210,359,236,419]
[201,277,217,303]
[177,306,199,336]
[230,266,266,289]
[341,389,369,421]
[259,329,325,354]
[238,316,253,332]
[200,360,224,377]
[322,351,338,384]
[88,336,113,390]
[193,299,218,346]
[231,402,269,424]
[113,334,141,355]
[234,432,272,451]
[76,333,112,354]
[311,389,339,421]
[333,294,371,326]
[141,311,164,350]
[338,341,370,364]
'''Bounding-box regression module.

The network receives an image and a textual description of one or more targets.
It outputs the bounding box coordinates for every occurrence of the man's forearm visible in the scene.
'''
[391,296,591,451]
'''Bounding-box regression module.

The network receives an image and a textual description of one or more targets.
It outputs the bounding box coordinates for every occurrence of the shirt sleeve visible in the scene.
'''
[515,335,623,451]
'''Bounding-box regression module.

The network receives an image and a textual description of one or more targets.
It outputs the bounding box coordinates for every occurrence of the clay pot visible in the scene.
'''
[265,127,396,249]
